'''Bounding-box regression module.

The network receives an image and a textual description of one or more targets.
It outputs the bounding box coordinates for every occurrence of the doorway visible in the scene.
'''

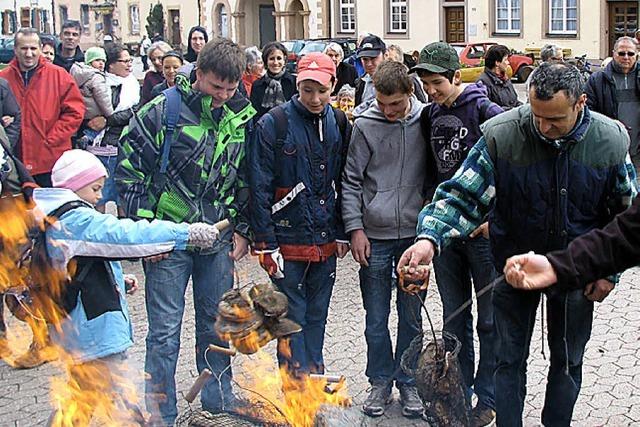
[445,6,465,43]
[169,9,181,49]
[608,1,638,52]
[259,4,276,47]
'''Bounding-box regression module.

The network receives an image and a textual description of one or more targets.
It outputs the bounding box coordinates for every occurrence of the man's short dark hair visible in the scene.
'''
[14,27,41,46]
[373,60,413,96]
[529,62,584,104]
[415,68,456,83]
[485,44,510,69]
[105,43,127,71]
[61,20,81,33]
[197,38,245,83]
[261,41,288,67]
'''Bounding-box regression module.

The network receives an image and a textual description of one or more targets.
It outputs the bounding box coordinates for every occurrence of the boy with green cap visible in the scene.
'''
[411,41,503,426]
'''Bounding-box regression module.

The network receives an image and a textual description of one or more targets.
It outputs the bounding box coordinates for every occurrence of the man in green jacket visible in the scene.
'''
[116,38,255,425]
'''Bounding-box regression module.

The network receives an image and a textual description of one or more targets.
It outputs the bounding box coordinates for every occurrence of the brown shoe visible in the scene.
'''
[13,340,58,369]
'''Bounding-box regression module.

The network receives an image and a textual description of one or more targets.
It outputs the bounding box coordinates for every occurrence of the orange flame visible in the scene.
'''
[232,329,351,427]
[0,196,146,426]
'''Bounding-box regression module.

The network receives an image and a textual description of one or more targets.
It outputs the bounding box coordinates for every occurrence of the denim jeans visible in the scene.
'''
[359,238,424,387]
[96,155,118,206]
[273,256,336,376]
[493,278,594,427]
[433,237,497,410]
[143,246,234,425]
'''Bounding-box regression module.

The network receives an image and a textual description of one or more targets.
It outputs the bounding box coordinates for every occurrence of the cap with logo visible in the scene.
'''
[410,41,461,73]
[356,35,386,59]
[296,52,337,86]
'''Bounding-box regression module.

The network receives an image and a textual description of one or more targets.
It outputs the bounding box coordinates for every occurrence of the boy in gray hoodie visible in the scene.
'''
[342,60,426,419]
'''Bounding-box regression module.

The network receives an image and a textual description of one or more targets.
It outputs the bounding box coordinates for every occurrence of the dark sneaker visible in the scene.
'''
[399,385,424,418]
[13,339,58,369]
[471,404,496,427]
[362,383,392,417]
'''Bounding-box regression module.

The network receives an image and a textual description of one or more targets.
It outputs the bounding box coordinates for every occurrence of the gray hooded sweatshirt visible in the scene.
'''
[342,95,427,240]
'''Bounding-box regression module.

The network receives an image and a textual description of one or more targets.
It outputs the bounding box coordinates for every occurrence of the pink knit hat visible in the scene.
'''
[51,149,108,191]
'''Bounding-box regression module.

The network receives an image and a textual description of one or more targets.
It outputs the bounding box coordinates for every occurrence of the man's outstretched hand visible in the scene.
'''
[504,252,557,290]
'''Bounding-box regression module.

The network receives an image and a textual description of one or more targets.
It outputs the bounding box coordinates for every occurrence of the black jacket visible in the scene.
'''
[477,69,521,110]
[334,62,357,96]
[0,78,21,149]
[548,196,640,290]
[102,84,134,147]
[250,72,297,120]
[54,45,85,73]
[585,62,640,119]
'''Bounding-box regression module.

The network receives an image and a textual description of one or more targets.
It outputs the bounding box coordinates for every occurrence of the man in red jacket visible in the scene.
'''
[0,28,84,187]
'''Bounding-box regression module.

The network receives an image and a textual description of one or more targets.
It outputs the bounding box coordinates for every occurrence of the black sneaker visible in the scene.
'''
[362,383,392,417]
[398,385,423,418]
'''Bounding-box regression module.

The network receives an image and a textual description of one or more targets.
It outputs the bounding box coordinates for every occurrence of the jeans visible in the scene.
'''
[493,278,594,427]
[433,237,497,410]
[273,256,336,376]
[143,247,234,425]
[96,155,118,206]
[359,238,424,387]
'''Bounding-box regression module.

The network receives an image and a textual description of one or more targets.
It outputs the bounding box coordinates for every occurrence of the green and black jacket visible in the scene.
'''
[115,74,256,239]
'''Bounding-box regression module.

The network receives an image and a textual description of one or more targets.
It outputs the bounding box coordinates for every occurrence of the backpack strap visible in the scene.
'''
[269,104,288,144]
[159,86,182,174]
[333,107,348,142]
[48,200,93,221]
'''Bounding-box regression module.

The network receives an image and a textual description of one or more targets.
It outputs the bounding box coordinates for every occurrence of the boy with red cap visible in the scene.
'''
[248,52,351,378]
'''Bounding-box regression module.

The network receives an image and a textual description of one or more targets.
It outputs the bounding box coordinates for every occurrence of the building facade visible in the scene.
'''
[1,0,53,36]
[329,0,639,60]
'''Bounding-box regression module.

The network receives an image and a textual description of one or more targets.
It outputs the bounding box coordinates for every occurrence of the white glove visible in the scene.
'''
[187,222,220,248]
[255,248,285,279]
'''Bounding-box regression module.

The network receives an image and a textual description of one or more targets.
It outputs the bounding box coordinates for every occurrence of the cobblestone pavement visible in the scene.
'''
[1,254,639,426]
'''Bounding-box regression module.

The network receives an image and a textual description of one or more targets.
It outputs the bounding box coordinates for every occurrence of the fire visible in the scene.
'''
[232,329,351,427]
[0,196,146,426]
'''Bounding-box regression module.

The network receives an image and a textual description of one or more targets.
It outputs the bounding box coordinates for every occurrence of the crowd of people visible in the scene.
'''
[0,19,639,427]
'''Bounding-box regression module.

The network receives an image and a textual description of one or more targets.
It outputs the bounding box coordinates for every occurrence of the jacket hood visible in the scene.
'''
[359,94,423,125]
[55,45,84,62]
[184,26,209,63]
[529,105,592,148]
[70,62,102,87]
[448,83,490,108]
[33,187,87,216]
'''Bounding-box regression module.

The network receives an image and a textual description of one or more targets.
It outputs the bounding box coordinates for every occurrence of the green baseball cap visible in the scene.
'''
[410,42,461,73]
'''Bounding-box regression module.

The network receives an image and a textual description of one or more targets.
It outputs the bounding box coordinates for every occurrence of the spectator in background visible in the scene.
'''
[525,43,564,96]
[140,41,172,104]
[242,46,264,97]
[184,26,208,63]
[323,42,357,96]
[477,44,522,110]
[150,51,184,99]
[54,20,84,73]
[636,29,640,46]
[353,34,386,114]
[250,41,297,120]
[140,34,151,71]
[344,31,370,77]
[70,47,113,150]
[40,36,56,63]
[86,44,139,214]
[0,77,21,149]
[0,28,84,188]
[585,36,640,175]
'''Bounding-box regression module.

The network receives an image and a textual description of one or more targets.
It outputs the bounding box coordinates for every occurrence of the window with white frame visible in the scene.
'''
[129,4,140,35]
[339,0,355,33]
[80,5,89,32]
[389,0,407,33]
[496,0,521,34]
[549,0,577,34]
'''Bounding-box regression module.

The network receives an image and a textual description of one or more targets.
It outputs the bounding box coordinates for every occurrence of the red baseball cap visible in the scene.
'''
[296,52,336,86]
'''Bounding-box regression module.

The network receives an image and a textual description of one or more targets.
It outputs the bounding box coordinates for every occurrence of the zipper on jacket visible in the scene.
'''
[397,122,406,239]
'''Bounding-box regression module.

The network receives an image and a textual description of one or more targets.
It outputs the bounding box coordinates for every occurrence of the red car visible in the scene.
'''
[451,42,535,82]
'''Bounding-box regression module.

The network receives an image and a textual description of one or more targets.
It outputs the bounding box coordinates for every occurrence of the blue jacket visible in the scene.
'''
[248,96,351,261]
[33,188,190,363]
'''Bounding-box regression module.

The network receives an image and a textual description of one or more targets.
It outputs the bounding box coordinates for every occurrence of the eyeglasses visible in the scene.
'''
[117,59,133,64]
[616,51,636,57]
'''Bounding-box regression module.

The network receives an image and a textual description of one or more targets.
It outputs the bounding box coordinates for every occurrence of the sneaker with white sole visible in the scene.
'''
[362,383,392,417]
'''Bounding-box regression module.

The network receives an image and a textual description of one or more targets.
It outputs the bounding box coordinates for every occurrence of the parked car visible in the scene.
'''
[452,42,534,82]
[0,37,14,64]
[283,39,307,74]
[284,37,357,74]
